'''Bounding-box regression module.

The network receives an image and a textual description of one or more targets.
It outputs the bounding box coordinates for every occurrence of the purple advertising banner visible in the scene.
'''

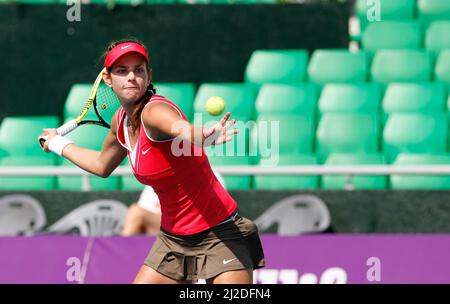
[1,235,450,284]
[0,236,89,284]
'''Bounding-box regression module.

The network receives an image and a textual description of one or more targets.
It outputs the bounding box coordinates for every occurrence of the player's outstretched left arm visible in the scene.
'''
[142,102,238,148]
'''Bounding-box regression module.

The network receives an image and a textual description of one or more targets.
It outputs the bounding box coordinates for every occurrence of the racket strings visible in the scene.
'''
[95,84,122,126]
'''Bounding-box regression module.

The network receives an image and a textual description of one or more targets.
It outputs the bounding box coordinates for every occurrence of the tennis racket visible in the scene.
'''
[39,68,121,147]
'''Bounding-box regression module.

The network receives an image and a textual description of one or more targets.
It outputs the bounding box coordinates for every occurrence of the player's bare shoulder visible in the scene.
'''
[142,101,179,126]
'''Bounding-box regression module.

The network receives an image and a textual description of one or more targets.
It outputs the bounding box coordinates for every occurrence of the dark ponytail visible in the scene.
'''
[130,83,155,133]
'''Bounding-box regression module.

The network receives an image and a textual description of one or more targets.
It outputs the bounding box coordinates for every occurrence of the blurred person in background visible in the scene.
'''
[121,185,162,236]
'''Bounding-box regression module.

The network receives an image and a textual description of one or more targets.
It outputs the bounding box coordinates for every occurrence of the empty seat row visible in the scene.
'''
[209,111,449,163]
[245,49,450,89]
[361,20,450,55]
[63,48,450,126]
[2,109,450,162]
[64,81,450,129]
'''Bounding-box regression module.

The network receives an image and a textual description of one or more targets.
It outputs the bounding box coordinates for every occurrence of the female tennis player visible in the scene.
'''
[39,38,265,284]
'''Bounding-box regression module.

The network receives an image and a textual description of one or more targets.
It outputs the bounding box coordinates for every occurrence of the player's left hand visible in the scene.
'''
[202,112,238,146]
[38,128,58,152]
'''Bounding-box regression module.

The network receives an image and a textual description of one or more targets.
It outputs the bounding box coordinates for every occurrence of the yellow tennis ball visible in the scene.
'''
[205,96,225,116]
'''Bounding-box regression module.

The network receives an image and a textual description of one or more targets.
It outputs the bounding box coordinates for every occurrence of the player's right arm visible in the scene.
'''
[40,112,127,178]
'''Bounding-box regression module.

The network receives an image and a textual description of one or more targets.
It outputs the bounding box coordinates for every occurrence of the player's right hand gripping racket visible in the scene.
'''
[39,68,121,147]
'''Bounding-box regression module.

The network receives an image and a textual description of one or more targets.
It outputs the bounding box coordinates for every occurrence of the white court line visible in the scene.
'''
[79,237,95,284]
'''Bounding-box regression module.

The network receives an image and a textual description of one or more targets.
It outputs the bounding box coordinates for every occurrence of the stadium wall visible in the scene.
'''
[0,3,349,120]
[2,190,450,233]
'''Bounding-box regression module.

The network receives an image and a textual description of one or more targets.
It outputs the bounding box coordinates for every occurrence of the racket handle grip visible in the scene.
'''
[56,119,78,136]
[38,120,78,148]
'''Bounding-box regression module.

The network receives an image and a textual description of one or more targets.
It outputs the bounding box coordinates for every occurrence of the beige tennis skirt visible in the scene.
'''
[144,213,266,281]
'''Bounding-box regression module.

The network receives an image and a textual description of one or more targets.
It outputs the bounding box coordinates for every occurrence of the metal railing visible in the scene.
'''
[1,165,450,191]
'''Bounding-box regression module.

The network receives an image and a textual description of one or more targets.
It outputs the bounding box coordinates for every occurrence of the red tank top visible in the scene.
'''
[116,95,238,235]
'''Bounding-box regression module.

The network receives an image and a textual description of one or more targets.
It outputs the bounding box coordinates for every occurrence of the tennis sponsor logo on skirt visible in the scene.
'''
[171,113,280,167]
[222,258,237,265]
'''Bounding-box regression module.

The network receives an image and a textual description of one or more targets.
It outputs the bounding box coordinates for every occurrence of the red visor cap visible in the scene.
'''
[104,42,149,69]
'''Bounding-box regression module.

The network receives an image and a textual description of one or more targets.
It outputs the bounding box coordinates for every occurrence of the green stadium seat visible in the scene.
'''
[118,159,145,190]
[154,83,195,121]
[362,21,422,54]
[193,83,254,156]
[321,153,387,190]
[356,0,416,31]
[434,50,450,88]
[249,114,315,160]
[64,84,98,120]
[383,113,447,162]
[255,83,317,116]
[244,50,308,90]
[391,153,450,189]
[254,154,319,190]
[418,0,450,26]
[119,161,144,191]
[382,82,446,115]
[121,174,145,191]
[318,83,381,116]
[0,116,59,158]
[193,83,254,122]
[0,147,7,158]
[56,123,120,190]
[308,50,368,86]
[0,156,56,190]
[371,50,432,86]
[206,154,252,190]
[316,113,380,159]
[425,21,450,55]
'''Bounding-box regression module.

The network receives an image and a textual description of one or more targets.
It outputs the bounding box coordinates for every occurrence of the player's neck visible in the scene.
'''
[121,104,135,121]
[124,114,137,135]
